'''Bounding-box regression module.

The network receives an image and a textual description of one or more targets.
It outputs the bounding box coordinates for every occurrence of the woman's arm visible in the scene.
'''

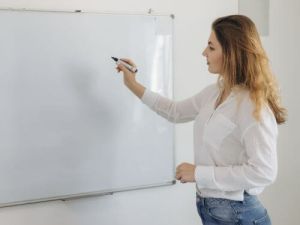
[126,80,146,99]
[116,58,204,123]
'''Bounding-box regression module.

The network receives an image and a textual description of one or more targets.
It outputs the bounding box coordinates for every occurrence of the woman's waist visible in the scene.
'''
[196,187,259,201]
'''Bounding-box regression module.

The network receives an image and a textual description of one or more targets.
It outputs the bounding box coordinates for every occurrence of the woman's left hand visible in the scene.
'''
[176,163,196,183]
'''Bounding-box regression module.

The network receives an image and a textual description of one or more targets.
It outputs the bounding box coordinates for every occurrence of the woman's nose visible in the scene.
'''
[202,49,206,57]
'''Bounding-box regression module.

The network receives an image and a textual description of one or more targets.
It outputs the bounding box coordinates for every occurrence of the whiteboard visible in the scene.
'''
[0,9,174,207]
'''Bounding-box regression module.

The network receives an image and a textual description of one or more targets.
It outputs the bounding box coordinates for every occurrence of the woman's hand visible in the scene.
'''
[176,163,196,183]
[115,58,145,99]
[115,58,137,87]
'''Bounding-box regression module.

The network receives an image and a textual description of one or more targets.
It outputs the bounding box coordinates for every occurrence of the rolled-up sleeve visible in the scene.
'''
[195,114,278,191]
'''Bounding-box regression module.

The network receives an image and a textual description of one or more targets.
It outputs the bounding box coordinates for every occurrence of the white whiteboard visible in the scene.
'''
[0,9,174,207]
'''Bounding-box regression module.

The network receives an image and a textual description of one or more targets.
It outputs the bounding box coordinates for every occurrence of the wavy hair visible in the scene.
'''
[212,15,287,124]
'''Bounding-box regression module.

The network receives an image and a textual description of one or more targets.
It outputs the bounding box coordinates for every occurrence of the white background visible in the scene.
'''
[0,1,298,225]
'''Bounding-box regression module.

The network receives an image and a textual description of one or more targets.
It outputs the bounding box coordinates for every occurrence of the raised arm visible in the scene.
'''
[116,58,204,123]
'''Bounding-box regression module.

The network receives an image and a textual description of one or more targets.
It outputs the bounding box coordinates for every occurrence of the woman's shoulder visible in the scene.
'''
[192,83,219,105]
[195,83,219,97]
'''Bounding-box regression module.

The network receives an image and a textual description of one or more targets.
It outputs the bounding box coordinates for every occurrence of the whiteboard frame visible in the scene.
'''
[0,8,176,208]
[0,181,176,208]
[0,7,175,18]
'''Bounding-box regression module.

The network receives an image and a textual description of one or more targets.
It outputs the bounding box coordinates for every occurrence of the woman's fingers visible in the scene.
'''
[175,173,186,183]
[120,58,136,67]
[116,64,127,73]
[175,163,196,183]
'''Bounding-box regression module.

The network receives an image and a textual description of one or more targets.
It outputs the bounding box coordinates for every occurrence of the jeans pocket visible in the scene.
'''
[205,198,237,223]
[253,210,271,225]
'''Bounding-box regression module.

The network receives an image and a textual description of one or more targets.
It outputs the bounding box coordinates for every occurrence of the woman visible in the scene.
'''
[116,15,286,225]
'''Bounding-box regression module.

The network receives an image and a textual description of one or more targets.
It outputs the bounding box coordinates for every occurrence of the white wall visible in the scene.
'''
[1,1,298,225]
[259,1,300,225]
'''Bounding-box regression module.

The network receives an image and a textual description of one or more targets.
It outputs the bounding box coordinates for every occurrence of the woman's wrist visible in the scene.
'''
[125,79,137,89]
[126,80,145,99]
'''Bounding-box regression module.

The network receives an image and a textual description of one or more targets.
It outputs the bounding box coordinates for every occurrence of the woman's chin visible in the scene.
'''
[208,68,217,74]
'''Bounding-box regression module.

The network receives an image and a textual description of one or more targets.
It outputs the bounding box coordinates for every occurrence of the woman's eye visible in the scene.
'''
[209,47,214,50]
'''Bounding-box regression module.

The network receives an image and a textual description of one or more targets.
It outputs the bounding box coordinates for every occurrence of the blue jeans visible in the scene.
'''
[196,192,271,225]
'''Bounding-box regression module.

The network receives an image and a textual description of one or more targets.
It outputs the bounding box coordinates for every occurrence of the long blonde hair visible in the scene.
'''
[212,15,287,124]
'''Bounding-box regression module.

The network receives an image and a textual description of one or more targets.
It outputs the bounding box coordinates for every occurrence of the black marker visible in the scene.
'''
[111,57,138,73]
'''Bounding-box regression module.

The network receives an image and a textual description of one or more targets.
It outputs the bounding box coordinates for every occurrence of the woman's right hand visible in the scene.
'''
[115,58,145,99]
[116,58,137,87]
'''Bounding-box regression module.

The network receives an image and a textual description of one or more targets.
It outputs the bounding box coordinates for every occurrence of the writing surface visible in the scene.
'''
[0,9,174,207]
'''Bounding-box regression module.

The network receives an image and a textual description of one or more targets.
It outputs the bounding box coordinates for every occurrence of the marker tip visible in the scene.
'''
[111,57,118,62]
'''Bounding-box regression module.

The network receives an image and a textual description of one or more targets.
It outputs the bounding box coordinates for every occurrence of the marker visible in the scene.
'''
[111,57,138,73]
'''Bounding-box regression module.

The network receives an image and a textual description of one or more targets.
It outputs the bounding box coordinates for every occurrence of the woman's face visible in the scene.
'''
[202,31,223,75]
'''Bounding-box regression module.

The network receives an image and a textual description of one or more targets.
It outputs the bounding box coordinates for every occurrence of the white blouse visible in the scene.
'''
[141,83,278,201]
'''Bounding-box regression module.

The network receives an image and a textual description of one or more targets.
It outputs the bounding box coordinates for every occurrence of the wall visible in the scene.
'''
[0,1,298,225]
[259,1,300,224]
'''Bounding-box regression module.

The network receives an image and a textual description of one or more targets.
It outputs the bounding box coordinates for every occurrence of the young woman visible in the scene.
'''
[116,15,287,225]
